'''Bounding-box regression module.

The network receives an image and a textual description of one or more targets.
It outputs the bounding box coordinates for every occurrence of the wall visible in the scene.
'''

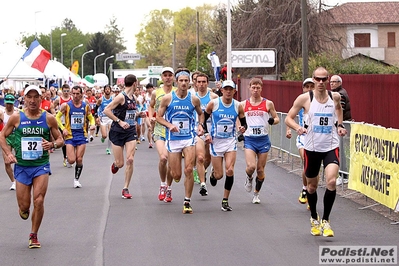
[239,74,399,129]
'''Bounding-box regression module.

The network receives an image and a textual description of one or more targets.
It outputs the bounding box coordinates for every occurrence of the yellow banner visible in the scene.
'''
[71,60,79,75]
[349,123,399,209]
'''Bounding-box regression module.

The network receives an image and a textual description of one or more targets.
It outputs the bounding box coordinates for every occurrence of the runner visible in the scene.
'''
[56,85,96,188]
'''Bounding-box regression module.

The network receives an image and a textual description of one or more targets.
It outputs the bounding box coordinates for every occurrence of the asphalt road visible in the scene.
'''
[0,136,398,266]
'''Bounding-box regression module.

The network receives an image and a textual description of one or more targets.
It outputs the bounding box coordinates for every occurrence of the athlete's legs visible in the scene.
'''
[182,145,195,199]
[223,151,237,199]
[211,156,224,180]
[195,138,206,183]
[123,140,137,188]
[112,143,125,169]
[168,152,182,182]
[155,139,169,184]
[254,152,268,193]
[30,174,49,233]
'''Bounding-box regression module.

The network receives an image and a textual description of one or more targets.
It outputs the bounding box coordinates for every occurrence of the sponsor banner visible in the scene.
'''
[231,50,275,68]
[349,123,399,209]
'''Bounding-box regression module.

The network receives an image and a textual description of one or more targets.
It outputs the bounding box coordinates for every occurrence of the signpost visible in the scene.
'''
[116,53,142,61]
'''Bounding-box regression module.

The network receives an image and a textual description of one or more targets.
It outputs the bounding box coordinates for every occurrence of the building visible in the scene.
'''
[326,2,399,66]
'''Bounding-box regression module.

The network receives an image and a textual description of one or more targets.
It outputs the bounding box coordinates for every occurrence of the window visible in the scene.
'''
[354,33,371,47]
[388,32,396,47]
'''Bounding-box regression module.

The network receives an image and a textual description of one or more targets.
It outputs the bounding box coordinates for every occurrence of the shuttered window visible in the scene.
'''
[388,32,396,48]
[354,33,371,47]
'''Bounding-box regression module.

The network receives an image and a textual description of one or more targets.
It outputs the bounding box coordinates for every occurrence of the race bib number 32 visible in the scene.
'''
[21,137,43,160]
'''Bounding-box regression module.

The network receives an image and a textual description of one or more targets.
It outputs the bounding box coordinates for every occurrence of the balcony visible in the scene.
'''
[342,47,385,61]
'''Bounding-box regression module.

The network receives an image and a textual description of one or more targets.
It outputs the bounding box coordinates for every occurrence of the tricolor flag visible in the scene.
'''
[22,40,51,73]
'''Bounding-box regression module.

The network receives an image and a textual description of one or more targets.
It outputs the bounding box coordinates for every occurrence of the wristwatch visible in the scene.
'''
[198,122,204,128]
[338,124,345,129]
[115,119,121,123]
[53,142,58,149]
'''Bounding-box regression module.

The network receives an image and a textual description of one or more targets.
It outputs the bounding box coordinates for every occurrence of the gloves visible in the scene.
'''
[268,117,274,125]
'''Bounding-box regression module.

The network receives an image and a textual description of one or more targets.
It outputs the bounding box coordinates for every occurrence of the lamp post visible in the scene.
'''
[104,55,114,74]
[81,50,94,78]
[94,52,105,75]
[34,11,41,38]
[60,33,67,64]
[71,43,83,68]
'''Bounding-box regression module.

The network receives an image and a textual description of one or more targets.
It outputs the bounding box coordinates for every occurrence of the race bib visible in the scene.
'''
[313,113,333,134]
[125,110,136,126]
[71,114,84,129]
[171,117,190,136]
[216,120,234,138]
[21,137,43,160]
[248,125,265,136]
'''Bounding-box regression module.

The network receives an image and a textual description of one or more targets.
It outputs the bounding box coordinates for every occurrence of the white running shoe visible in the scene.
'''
[140,136,145,142]
[244,176,253,193]
[252,193,260,204]
[10,181,16,191]
[74,179,82,188]
[66,162,72,168]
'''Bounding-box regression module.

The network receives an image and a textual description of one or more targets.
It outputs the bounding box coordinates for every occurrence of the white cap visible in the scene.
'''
[222,80,236,89]
[303,78,314,86]
[24,85,42,95]
[161,67,174,74]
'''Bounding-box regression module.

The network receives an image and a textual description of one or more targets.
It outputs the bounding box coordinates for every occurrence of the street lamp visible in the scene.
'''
[104,55,114,74]
[81,50,94,77]
[60,33,67,64]
[94,52,105,74]
[71,43,83,67]
[34,11,41,38]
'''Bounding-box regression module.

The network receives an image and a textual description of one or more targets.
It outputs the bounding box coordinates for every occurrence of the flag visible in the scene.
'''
[22,40,51,73]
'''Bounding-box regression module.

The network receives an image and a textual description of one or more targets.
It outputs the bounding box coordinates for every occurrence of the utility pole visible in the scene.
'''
[196,11,199,71]
[301,0,309,80]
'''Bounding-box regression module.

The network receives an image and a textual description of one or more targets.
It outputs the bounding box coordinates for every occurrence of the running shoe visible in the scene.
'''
[298,189,307,204]
[89,136,94,142]
[199,184,208,196]
[193,168,200,184]
[106,148,111,155]
[158,185,167,201]
[182,202,193,214]
[252,193,260,204]
[74,179,82,188]
[122,188,132,199]
[321,220,334,237]
[10,181,16,191]
[63,158,67,167]
[111,163,119,174]
[101,137,105,143]
[95,133,99,137]
[19,209,30,220]
[141,136,145,142]
[29,233,41,249]
[221,200,232,211]
[210,171,217,187]
[310,217,321,236]
[149,143,153,149]
[66,161,72,168]
[137,140,141,144]
[244,176,253,193]
[164,189,172,202]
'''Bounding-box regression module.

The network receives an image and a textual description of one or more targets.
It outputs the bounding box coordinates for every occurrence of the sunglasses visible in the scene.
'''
[313,76,328,82]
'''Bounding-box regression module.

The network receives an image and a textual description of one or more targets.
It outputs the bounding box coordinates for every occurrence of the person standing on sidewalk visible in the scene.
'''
[242,78,279,204]
[156,68,204,214]
[285,67,347,237]
[330,75,352,185]
[203,80,247,212]
[0,85,64,248]
[104,74,145,199]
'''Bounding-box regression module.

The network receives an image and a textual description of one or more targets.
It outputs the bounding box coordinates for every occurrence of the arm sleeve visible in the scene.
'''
[55,111,65,130]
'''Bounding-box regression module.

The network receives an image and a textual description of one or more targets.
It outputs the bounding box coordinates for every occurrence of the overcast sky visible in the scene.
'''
[1,0,395,52]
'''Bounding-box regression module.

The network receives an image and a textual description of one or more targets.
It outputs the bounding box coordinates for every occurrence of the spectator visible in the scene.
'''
[207,51,221,81]
[330,75,351,121]
[330,75,351,185]
[220,62,233,81]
